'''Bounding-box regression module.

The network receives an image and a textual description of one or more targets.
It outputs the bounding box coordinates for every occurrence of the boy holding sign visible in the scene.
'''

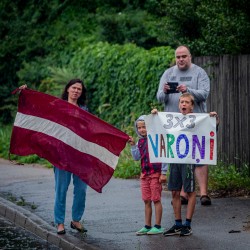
[152,93,219,236]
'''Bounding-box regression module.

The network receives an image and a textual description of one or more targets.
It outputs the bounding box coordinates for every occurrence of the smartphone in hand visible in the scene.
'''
[167,82,179,94]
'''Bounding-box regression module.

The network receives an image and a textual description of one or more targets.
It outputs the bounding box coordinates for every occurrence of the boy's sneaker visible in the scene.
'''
[163,224,183,236]
[180,226,192,236]
[147,227,164,235]
[136,227,151,235]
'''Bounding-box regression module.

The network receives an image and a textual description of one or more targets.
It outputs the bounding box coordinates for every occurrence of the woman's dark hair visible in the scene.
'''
[61,78,87,106]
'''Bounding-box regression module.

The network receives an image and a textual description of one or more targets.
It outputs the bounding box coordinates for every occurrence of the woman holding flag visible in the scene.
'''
[19,79,88,235]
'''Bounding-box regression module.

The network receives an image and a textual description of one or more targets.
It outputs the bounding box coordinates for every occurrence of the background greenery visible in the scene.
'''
[1,0,250,123]
[1,0,249,195]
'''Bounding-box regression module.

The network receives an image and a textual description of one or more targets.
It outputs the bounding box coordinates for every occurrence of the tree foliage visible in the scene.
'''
[39,43,174,130]
[158,0,250,56]
[97,10,163,49]
[0,0,250,123]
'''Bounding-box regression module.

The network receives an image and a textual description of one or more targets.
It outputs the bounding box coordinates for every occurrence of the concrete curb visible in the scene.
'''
[0,197,99,250]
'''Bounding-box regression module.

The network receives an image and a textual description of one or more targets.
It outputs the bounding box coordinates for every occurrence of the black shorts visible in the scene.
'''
[168,164,195,193]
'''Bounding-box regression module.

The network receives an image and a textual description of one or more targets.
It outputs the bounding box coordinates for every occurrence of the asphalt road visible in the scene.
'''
[0,158,250,250]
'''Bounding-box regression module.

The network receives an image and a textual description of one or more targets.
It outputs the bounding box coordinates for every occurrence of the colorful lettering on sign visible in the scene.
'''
[176,134,189,159]
[148,133,212,162]
[163,114,197,129]
[148,134,158,157]
[210,131,215,160]
[192,135,205,160]
[167,134,175,158]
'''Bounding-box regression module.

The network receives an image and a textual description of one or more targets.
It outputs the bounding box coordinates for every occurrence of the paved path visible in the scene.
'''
[0,158,250,250]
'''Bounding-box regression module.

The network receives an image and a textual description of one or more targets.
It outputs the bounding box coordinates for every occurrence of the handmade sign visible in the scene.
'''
[145,112,217,165]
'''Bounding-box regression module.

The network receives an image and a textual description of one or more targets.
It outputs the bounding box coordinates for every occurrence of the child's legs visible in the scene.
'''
[153,201,162,225]
[182,165,196,220]
[186,192,196,220]
[144,200,152,227]
[168,165,182,220]
[150,176,163,226]
[141,177,152,226]
[172,191,181,220]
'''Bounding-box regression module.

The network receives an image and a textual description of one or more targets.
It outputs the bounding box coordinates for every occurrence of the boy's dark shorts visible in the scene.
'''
[168,164,195,193]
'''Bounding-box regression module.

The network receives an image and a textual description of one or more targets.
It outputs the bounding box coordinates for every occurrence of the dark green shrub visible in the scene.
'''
[208,161,250,194]
[67,42,174,128]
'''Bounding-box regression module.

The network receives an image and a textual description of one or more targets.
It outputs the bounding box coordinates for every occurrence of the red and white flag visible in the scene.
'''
[10,89,129,193]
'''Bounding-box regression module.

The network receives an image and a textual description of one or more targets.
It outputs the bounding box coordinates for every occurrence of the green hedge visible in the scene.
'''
[9,42,175,177]
[66,42,175,130]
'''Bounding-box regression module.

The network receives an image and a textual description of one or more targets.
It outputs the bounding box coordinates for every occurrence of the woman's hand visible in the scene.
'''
[19,84,28,90]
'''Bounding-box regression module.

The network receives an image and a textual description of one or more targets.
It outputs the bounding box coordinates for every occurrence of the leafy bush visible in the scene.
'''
[0,125,12,159]
[2,0,250,124]
[114,145,140,179]
[208,161,250,194]
[19,42,174,129]
[160,0,250,56]
[65,42,174,128]
[97,10,162,49]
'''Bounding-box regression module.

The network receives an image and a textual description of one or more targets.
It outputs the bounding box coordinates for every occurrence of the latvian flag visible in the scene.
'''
[9,89,129,193]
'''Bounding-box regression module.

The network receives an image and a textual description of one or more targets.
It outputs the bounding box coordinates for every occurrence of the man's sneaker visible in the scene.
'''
[147,227,164,235]
[180,226,192,236]
[136,227,151,235]
[163,224,183,236]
